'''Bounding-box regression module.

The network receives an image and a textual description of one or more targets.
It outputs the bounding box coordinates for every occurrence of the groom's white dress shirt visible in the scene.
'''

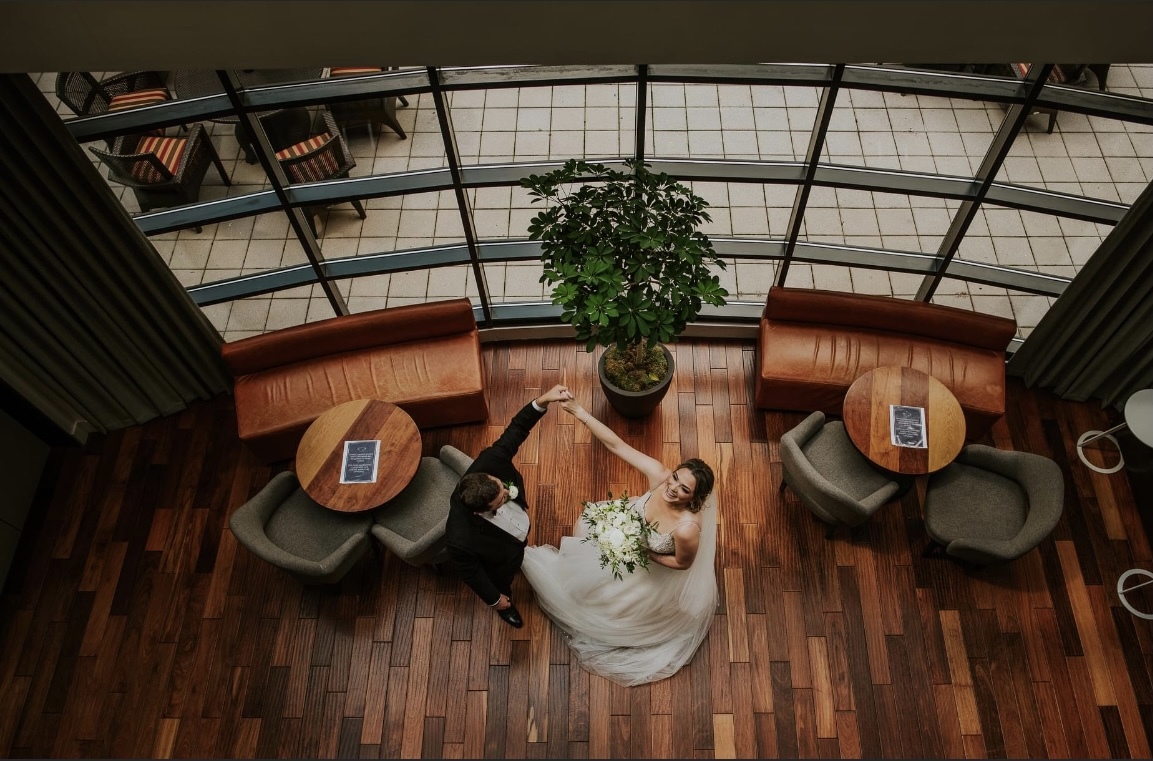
[481,500,530,542]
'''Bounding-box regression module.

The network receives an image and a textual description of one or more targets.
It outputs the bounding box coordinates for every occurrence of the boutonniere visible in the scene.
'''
[504,481,519,501]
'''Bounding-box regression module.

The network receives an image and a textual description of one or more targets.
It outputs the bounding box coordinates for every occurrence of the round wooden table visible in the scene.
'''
[842,366,966,475]
[295,399,422,512]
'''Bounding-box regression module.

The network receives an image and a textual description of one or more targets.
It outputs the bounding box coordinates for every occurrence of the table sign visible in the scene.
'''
[341,440,380,484]
[890,405,927,449]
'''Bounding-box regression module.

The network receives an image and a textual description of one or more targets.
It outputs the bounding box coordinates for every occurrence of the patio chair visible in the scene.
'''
[326,66,409,146]
[55,71,171,117]
[88,123,231,232]
[274,110,367,234]
[370,445,473,568]
[779,411,911,538]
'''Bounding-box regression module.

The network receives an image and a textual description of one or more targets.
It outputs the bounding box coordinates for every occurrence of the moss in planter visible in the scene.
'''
[603,345,669,392]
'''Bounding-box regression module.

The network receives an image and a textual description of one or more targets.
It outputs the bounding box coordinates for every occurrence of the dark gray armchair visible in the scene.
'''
[371,445,473,567]
[923,445,1064,565]
[229,471,372,583]
[780,411,909,537]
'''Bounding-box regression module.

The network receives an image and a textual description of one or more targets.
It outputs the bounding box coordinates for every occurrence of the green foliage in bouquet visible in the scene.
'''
[579,492,660,580]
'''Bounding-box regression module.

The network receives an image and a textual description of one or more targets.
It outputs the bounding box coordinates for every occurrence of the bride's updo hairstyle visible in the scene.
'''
[675,458,715,513]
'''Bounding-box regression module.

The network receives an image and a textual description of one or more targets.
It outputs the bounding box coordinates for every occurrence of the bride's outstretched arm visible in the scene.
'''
[560,397,668,487]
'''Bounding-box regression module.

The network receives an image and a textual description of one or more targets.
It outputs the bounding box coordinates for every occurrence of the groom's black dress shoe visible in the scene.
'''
[497,604,524,628]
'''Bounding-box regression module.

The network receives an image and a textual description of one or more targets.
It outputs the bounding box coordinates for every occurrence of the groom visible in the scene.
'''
[445,384,571,628]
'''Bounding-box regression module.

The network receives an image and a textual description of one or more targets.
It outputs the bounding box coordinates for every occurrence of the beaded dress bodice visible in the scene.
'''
[637,495,698,556]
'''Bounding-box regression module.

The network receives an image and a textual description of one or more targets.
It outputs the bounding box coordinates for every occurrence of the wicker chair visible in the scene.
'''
[274,110,367,233]
[88,123,231,232]
[327,66,408,144]
[55,71,171,117]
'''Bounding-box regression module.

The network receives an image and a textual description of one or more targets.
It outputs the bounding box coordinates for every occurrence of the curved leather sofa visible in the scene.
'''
[755,287,1017,438]
[222,298,488,463]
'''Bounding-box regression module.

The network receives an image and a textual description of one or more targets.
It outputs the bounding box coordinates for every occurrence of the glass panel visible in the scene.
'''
[167,68,325,107]
[450,83,635,164]
[778,263,911,297]
[143,211,305,287]
[825,87,995,176]
[730,259,779,302]
[799,187,961,254]
[208,284,335,343]
[338,265,480,313]
[471,185,514,241]
[990,66,1153,204]
[648,82,818,161]
[954,203,1113,280]
[317,190,466,258]
[483,261,556,305]
[680,180,794,238]
[930,280,1052,342]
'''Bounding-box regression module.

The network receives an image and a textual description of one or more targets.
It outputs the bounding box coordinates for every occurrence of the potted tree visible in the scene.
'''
[521,159,729,418]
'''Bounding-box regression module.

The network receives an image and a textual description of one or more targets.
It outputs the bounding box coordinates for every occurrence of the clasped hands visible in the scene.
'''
[535,383,592,422]
[535,383,573,406]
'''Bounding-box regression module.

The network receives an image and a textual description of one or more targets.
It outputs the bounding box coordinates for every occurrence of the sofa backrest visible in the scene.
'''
[762,287,1016,351]
[222,298,478,376]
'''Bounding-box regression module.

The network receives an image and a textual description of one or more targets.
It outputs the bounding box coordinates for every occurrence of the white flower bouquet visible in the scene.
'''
[579,493,657,580]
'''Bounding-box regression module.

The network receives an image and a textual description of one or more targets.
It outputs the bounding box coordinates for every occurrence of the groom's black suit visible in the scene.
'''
[445,401,545,606]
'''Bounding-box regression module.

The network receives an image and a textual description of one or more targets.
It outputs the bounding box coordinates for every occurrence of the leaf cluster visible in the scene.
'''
[521,159,729,360]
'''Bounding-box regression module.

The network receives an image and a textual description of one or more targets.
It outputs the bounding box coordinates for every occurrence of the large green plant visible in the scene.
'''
[522,159,728,388]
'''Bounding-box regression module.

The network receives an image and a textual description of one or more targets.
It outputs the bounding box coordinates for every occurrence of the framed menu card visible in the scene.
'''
[340,440,380,484]
[890,405,927,448]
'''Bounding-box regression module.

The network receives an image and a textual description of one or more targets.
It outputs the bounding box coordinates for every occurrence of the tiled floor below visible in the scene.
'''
[30,66,1153,342]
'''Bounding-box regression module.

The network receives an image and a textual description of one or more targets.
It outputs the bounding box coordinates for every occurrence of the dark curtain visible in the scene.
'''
[0,74,230,442]
[1008,180,1153,409]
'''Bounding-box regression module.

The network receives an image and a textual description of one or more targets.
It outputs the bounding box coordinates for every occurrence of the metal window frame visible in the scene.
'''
[53,64,1153,339]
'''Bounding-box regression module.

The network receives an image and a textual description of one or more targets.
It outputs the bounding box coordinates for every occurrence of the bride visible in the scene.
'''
[522,395,719,687]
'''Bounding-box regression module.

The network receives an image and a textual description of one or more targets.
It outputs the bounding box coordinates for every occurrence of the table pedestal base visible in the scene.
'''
[1117,568,1153,620]
[1076,425,1126,474]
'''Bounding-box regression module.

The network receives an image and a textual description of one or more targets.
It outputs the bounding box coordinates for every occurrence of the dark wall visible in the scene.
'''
[0,407,50,592]
[2,0,1152,71]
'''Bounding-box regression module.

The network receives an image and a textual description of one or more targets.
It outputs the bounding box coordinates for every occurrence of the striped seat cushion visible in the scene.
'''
[1010,63,1068,84]
[108,87,170,111]
[128,135,187,183]
[330,67,384,76]
[275,133,340,183]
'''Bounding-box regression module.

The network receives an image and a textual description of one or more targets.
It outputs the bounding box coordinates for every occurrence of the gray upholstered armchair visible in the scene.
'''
[371,445,473,567]
[923,445,1064,565]
[229,471,372,583]
[780,411,909,537]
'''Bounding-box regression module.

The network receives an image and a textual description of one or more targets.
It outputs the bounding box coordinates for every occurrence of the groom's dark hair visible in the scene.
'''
[676,458,715,513]
[458,473,501,512]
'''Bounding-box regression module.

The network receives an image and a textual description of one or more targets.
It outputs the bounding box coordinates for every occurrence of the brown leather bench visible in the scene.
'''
[754,287,1017,439]
[222,298,488,463]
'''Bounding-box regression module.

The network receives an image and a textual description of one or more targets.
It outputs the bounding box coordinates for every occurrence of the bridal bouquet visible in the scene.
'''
[579,493,657,580]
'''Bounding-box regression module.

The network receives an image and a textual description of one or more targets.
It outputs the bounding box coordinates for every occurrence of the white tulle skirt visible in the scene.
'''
[522,493,719,687]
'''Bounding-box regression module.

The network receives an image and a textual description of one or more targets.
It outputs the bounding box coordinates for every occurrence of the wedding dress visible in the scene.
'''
[521,491,719,687]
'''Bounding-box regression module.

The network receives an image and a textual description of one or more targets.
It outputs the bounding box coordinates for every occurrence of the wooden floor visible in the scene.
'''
[1,340,1151,759]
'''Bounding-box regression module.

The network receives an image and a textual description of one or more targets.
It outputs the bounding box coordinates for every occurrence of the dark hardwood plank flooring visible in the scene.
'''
[1,339,1151,759]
